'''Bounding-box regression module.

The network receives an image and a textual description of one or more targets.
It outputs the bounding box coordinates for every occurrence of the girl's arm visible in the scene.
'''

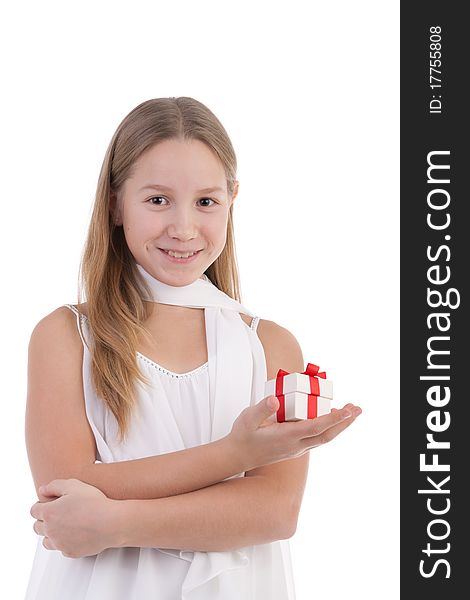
[110,473,295,552]
[31,318,360,556]
[78,437,248,501]
[26,308,251,502]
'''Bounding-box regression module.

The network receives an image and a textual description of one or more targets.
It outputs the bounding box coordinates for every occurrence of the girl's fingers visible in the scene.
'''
[33,519,45,536]
[279,403,358,439]
[42,536,56,551]
[298,410,361,451]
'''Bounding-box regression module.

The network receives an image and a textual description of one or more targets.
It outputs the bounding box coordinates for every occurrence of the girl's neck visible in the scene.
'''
[142,300,204,328]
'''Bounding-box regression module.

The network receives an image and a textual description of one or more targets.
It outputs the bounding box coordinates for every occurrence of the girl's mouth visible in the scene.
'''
[158,248,202,263]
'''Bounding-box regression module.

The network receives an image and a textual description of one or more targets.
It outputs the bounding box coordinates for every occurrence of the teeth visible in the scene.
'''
[166,250,197,258]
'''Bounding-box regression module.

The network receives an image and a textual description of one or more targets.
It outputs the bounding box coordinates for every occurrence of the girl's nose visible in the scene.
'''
[166,207,198,240]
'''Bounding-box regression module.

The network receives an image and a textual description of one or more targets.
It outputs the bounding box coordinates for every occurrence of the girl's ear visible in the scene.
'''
[109,192,122,226]
[230,180,239,205]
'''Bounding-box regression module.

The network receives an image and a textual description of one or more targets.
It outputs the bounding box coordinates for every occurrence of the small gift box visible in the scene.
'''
[264,362,333,422]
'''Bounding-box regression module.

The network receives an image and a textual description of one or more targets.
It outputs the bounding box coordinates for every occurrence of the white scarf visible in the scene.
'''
[135,263,268,446]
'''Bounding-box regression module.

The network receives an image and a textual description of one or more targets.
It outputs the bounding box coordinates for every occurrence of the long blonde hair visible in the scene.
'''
[77,97,242,444]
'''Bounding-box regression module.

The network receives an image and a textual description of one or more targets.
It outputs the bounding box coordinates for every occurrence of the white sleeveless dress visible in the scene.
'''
[24,304,296,600]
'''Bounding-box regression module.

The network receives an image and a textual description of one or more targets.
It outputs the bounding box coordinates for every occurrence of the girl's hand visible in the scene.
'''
[30,478,118,558]
[228,395,362,471]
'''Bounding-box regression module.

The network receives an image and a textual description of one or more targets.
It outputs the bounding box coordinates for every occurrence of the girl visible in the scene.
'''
[25,97,361,599]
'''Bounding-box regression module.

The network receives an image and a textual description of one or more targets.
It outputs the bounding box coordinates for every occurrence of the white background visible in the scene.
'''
[1,1,399,598]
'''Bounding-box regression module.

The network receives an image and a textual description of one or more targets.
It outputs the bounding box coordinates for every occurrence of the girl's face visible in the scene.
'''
[113,138,238,286]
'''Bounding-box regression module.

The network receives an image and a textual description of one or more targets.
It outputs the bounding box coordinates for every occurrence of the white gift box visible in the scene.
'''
[264,371,333,400]
[281,392,331,421]
[264,364,334,422]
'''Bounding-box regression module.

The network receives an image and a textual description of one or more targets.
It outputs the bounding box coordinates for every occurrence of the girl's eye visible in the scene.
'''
[148,196,168,206]
[198,197,216,207]
[147,196,217,207]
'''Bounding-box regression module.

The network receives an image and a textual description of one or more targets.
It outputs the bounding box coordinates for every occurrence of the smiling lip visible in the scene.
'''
[158,248,202,263]
[159,248,202,253]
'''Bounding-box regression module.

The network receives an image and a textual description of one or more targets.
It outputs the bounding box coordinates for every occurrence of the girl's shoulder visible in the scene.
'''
[31,303,87,335]
[255,318,304,380]
[28,304,88,368]
[64,302,88,319]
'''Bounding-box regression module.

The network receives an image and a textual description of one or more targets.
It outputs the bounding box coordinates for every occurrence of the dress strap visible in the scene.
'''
[63,304,88,349]
[250,315,260,332]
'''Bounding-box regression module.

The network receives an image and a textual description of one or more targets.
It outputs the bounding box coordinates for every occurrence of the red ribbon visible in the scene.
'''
[275,363,327,422]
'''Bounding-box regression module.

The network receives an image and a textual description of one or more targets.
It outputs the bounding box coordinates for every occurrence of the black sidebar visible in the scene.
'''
[401,3,468,598]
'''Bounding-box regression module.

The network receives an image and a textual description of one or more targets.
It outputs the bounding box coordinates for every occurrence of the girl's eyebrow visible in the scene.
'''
[139,184,226,194]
